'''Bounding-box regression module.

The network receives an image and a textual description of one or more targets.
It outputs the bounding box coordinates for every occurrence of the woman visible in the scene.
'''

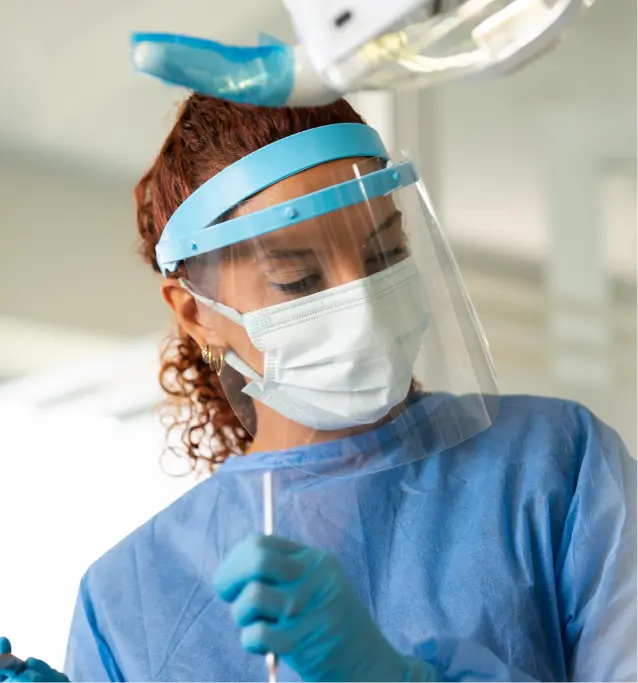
[2,96,635,682]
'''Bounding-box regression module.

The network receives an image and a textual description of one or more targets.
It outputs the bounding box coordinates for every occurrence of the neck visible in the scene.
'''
[245,402,403,455]
[245,404,359,454]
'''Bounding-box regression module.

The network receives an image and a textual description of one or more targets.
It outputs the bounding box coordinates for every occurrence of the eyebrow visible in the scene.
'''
[364,209,403,242]
[260,210,404,260]
[261,248,315,261]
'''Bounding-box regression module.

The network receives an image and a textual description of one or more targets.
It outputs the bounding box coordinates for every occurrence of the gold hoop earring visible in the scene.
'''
[201,345,225,376]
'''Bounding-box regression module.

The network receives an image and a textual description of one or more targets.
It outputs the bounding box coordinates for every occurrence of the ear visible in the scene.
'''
[161,278,226,349]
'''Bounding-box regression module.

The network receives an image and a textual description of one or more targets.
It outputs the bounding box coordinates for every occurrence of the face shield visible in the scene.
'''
[157,123,498,477]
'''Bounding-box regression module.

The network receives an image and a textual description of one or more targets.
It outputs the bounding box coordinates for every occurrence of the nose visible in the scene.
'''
[325,255,368,288]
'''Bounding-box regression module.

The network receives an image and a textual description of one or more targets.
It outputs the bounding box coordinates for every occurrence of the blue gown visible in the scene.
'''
[65,395,636,682]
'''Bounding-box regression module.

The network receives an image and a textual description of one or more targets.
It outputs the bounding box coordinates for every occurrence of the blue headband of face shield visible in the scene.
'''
[155,123,419,275]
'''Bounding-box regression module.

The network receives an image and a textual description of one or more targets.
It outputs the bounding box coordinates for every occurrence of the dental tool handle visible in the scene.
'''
[265,653,278,683]
[262,470,278,683]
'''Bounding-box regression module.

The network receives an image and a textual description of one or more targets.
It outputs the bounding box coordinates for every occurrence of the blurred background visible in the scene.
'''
[1,0,636,670]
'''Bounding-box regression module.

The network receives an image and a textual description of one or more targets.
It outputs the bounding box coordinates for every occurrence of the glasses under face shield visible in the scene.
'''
[157,124,498,476]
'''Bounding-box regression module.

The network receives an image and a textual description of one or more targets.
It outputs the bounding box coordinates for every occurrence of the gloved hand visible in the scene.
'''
[0,639,69,683]
[0,637,21,683]
[215,535,437,682]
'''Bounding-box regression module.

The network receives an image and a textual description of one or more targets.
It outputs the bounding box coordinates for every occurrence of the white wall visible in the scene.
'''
[0,402,193,669]
[0,150,169,338]
[458,252,637,456]
[437,0,636,264]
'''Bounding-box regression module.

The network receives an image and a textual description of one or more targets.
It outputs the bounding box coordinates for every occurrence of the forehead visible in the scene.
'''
[231,157,397,249]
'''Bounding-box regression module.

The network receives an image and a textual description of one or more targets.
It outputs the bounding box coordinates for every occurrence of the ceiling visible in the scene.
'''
[0,0,293,177]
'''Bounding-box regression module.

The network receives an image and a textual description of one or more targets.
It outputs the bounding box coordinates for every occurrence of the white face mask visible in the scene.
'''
[183,257,428,431]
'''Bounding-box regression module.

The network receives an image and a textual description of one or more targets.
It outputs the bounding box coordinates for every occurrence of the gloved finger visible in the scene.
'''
[0,642,10,682]
[26,659,69,683]
[23,660,55,677]
[0,655,24,676]
[4,670,38,683]
[240,621,297,656]
[0,636,11,683]
[227,533,305,558]
[231,581,288,627]
[252,534,304,555]
[231,573,321,627]
[228,533,304,557]
[11,659,70,683]
[215,535,306,602]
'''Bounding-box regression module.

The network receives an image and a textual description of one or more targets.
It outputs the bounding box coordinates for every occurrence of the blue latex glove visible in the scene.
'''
[215,535,437,682]
[0,639,69,683]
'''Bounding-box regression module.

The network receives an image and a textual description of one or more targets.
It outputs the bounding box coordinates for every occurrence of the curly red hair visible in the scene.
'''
[134,94,365,473]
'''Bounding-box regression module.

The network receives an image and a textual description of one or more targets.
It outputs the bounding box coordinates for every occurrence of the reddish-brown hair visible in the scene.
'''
[134,94,365,473]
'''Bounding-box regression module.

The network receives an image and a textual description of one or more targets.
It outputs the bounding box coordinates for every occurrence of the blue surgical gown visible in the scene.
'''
[65,395,636,682]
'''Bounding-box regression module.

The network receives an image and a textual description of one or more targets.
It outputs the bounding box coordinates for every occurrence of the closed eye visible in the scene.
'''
[270,273,322,295]
[366,245,408,270]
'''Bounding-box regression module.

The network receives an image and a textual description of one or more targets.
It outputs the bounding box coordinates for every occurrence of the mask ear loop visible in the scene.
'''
[179,279,245,325]
[179,279,263,385]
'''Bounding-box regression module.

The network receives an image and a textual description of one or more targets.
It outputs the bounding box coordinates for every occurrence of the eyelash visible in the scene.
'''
[272,274,321,294]
[367,245,407,265]
[270,246,407,295]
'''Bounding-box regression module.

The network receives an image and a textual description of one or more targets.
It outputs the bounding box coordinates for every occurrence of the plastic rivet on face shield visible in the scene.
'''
[156,122,499,477]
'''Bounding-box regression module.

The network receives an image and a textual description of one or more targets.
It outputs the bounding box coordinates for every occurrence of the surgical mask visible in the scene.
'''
[183,257,429,431]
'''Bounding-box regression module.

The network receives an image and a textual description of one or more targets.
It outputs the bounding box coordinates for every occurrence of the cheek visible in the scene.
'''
[223,319,265,376]
[216,262,278,376]
[196,304,264,376]
[220,260,272,313]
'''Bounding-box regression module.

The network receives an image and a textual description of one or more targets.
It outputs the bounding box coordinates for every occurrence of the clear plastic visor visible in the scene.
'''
[183,156,499,476]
